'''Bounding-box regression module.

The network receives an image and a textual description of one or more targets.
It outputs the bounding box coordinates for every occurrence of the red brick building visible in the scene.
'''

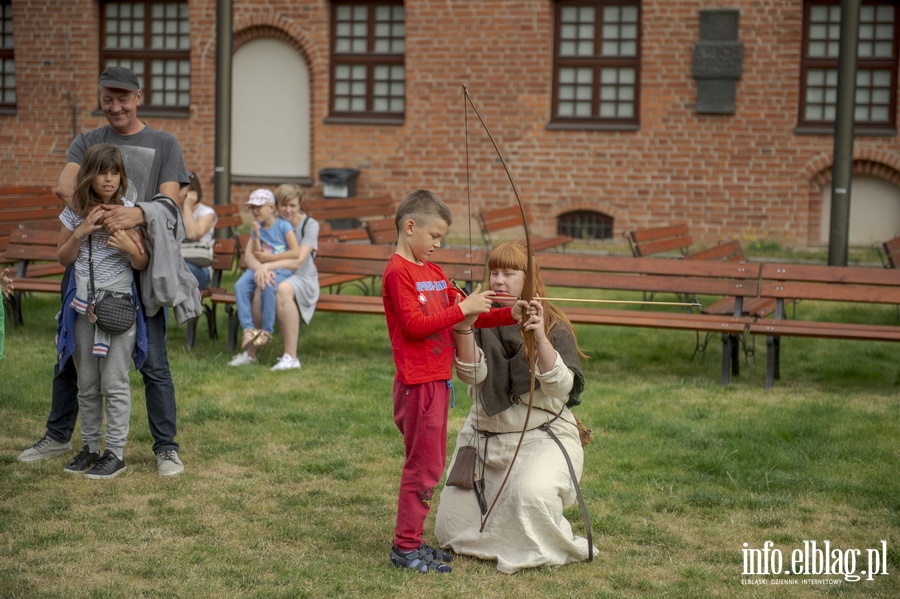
[2,0,898,248]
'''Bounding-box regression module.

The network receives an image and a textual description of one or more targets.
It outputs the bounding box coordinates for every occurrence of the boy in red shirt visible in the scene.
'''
[383,189,524,573]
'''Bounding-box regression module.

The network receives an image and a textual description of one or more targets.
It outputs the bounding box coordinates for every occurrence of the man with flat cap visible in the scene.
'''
[18,65,191,476]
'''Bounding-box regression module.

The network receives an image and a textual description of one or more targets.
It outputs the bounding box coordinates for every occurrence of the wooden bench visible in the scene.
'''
[682,238,780,364]
[317,220,370,243]
[212,203,243,233]
[533,252,759,384]
[233,244,755,384]
[876,234,900,269]
[3,228,65,325]
[749,263,900,388]
[477,206,572,252]
[686,239,780,318]
[303,196,395,242]
[200,239,770,385]
[365,217,398,245]
[625,223,693,257]
[0,188,64,267]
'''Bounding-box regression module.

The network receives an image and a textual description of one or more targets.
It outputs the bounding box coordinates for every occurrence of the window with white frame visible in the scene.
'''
[800,0,897,132]
[100,1,190,111]
[329,1,405,122]
[551,1,641,129]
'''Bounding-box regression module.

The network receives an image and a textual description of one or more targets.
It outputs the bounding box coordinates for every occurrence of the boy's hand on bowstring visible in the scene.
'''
[458,283,495,317]
[511,298,530,323]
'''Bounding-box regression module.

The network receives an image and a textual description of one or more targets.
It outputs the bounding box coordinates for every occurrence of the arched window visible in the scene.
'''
[232,37,311,180]
[557,210,613,240]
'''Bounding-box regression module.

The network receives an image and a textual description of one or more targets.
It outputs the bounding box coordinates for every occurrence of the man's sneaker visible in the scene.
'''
[390,545,452,573]
[18,435,72,462]
[156,449,185,476]
[229,352,257,367]
[271,354,301,371]
[63,445,99,474]
[84,450,126,479]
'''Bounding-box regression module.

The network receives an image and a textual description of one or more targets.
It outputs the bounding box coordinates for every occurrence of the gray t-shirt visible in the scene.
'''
[67,124,188,203]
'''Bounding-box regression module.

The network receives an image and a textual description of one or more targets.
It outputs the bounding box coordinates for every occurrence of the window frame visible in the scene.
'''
[98,0,191,117]
[797,0,898,135]
[327,0,406,125]
[0,0,15,114]
[549,0,642,131]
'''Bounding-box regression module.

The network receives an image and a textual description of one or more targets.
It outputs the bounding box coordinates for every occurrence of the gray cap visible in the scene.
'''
[98,66,141,91]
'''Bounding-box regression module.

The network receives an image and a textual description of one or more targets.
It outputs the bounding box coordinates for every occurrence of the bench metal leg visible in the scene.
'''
[773,336,781,381]
[731,334,741,377]
[720,332,732,385]
[765,335,779,389]
[225,305,238,351]
[206,304,218,340]
[8,294,24,326]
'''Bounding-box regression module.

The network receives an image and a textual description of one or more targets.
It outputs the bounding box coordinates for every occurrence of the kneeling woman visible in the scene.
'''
[435,241,595,574]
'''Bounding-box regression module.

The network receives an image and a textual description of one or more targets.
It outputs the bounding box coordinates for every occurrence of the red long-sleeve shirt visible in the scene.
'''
[382,254,515,385]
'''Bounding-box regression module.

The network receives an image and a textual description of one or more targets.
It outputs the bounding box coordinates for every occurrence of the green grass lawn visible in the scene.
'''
[0,289,898,598]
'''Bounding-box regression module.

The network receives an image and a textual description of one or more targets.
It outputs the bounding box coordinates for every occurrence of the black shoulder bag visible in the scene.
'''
[86,233,137,335]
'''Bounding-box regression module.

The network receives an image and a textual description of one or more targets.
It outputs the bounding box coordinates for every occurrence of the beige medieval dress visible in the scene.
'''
[435,345,596,574]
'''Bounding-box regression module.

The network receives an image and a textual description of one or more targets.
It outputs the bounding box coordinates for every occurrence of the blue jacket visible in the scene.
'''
[56,272,148,370]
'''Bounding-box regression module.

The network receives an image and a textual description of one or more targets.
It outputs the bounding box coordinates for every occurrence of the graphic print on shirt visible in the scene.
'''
[118,145,156,203]
[416,278,454,356]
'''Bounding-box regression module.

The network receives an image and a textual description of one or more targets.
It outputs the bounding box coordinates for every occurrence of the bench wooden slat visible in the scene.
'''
[366,217,398,245]
[685,239,744,262]
[0,185,54,195]
[304,196,395,222]
[626,223,692,257]
[750,320,900,342]
[760,262,900,286]
[563,307,747,332]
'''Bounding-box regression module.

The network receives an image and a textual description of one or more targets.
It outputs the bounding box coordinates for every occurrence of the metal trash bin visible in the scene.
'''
[319,168,360,199]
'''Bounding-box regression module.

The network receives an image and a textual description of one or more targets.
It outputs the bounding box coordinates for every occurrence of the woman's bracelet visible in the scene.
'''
[453,328,474,334]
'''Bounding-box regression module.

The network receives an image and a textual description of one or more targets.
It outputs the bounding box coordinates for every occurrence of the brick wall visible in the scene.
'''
[2,0,898,249]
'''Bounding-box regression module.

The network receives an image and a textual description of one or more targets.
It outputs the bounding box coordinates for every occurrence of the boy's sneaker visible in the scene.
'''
[229,352,257,367]
[271,354,301,371]
[390,545,452,573]
[63,445,99,474]
[156,449,185,476]
[420,543,453,563]
[84,450,126,479]
[18,434,72,462]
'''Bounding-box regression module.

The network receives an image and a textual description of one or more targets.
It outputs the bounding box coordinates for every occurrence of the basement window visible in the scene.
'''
[558,210,614,240]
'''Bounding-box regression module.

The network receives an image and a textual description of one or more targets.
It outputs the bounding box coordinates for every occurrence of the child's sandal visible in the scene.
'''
[420,543,453,563]
[390,545,452,574]
[241,328,261,350]
[252,331,272,348]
